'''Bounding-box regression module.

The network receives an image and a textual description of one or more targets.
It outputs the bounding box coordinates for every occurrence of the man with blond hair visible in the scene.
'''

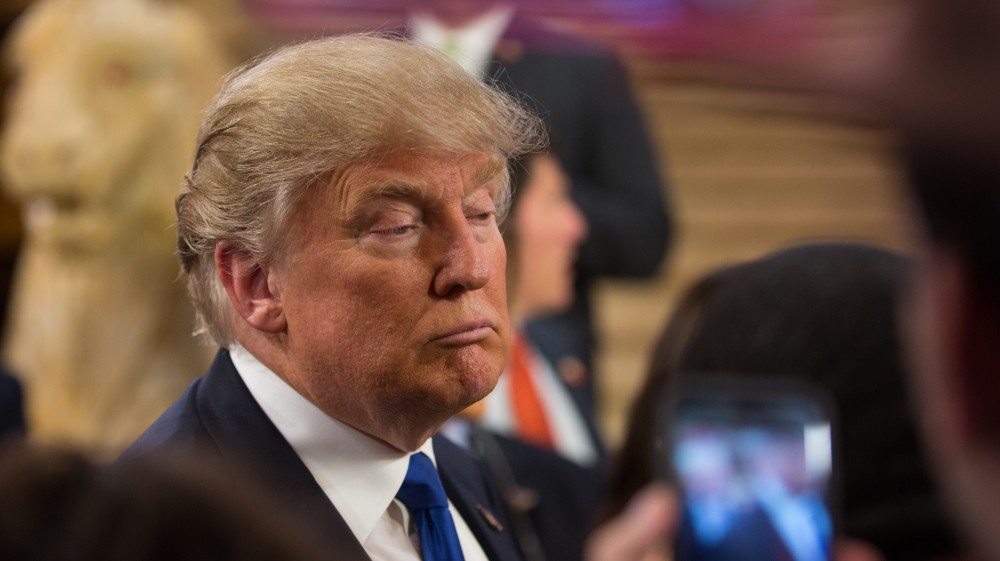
[123,34,543,561]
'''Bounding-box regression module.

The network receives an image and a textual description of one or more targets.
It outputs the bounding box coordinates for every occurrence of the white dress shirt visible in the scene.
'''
[409,5,515,78]
[480,339,599,466]
[229,344,489,561]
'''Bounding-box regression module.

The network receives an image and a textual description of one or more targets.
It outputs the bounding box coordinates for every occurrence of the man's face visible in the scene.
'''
[272,151,509,449]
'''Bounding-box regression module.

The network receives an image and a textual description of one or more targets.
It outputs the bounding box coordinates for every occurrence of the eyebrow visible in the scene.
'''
[343,180,425,222]
[343,157,507,218]
[473,157,506,188]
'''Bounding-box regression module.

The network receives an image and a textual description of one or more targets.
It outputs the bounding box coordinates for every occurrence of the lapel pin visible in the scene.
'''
[476,504,504,532]
[558,356,588,387]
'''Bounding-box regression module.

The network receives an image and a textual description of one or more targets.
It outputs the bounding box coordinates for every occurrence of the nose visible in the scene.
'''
[431,220,495,298]
[565,200,588,243]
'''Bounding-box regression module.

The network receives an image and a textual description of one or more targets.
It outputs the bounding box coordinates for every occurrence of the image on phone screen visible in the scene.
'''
[670,382,834,561]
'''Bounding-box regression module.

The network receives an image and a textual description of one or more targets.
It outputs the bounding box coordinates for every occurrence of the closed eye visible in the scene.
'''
[360,204,422,241]
[468,211,495,223]
[371,224,418,237]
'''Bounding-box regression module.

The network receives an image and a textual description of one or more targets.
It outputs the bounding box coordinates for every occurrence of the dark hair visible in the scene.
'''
[603,241,962,561]
[904,134,1000,292]
[0,444,327,561]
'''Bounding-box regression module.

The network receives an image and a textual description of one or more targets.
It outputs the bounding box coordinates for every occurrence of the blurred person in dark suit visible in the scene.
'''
[408,1,673,425]
[122,34,546,561]
[0,365,25,441]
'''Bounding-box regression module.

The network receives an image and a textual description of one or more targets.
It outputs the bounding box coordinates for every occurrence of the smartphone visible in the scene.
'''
[667,375,837,561]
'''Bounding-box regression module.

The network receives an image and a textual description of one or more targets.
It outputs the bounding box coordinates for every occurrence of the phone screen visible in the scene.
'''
[669,378,835,561]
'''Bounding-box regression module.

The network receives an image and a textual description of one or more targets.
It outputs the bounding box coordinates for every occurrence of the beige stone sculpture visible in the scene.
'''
[0,0,264,453]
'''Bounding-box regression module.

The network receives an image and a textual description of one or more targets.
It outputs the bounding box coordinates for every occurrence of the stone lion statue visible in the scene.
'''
[0,0,267,453]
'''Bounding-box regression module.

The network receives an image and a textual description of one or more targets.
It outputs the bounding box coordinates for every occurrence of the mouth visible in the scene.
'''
[431,319,496,346]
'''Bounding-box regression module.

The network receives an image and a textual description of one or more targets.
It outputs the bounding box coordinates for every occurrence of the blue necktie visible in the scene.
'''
[396,452,466,561]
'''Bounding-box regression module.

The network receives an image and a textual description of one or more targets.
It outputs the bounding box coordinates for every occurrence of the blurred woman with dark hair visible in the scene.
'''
[601,242,967,561]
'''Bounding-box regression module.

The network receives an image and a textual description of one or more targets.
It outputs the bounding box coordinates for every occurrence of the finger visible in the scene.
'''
[835,538,886,561]
[585,483,679,561]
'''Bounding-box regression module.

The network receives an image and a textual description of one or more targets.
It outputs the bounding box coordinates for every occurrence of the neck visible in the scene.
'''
[365,419,440,453]
[235,328,446,453]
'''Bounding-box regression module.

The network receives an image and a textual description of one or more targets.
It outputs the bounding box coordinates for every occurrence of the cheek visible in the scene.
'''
[340,255,425,304]
[486,241,511,354]
[289,260,417,358]
[337,275,422,351]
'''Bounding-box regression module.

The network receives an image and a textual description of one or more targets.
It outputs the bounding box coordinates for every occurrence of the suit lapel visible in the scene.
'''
[435,434,525,561]
[191,352,523,561]
[196,350,371,561]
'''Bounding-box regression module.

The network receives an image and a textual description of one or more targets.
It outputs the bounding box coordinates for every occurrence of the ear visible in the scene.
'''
[925,250,1000,449]
[215,242,287,334]
[950,260,1000,446]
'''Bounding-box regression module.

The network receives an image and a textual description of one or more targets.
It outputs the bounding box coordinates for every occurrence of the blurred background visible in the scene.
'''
[0,0,909,450]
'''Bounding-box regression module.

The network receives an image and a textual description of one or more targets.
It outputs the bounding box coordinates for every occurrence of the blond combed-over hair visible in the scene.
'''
[177,33,546,346]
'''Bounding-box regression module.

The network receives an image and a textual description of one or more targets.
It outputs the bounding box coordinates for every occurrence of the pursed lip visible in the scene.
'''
[430,319,496,346]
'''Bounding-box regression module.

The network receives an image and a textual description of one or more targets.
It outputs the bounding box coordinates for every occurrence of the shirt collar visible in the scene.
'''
[409,5,515,77]
[228,344,438,543]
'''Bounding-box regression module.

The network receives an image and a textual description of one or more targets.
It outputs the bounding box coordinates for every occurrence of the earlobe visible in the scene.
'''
[215,243,288,334]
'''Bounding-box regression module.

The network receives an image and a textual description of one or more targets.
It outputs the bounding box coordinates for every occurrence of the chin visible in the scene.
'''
[462,365,502,404]
[419,353,502,413]
[420,378,496,424]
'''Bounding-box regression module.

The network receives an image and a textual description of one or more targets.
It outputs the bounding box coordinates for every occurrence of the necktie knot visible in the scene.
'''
[396,452,466,561]
[397,452,449,510]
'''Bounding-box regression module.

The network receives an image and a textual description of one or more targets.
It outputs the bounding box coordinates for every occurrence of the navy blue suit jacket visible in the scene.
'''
[0,366,25,440]
[468,428,606,561]
[122,349,525,561]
